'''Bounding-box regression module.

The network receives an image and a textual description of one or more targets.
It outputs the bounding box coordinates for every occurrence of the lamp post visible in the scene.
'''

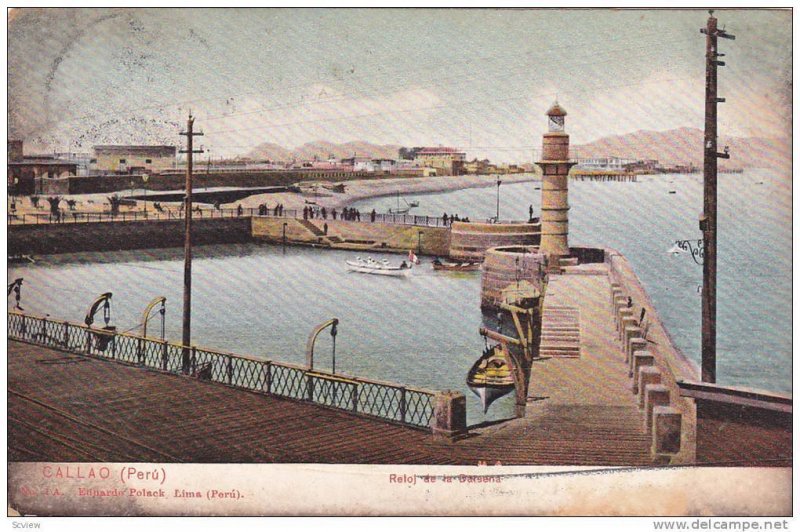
[417,230,423,254]
[495,176,502,221]
[142,174,149,215]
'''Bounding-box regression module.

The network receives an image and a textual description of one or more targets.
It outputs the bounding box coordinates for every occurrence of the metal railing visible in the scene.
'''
[7,312,435,429]
[7,208,450,228]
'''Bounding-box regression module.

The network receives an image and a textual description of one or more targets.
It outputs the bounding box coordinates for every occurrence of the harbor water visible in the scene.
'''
[354,169,792,395]
[8,169,791,428]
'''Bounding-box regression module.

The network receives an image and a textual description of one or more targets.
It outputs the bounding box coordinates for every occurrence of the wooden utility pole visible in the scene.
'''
[179,113,204,373]
[700,11,734,383]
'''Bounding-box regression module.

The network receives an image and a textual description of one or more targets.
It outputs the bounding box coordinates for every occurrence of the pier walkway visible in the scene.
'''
[9,259,653,466]
[447,263,652,465]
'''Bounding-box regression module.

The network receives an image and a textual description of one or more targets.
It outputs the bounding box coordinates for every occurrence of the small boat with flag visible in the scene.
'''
[432,257,481,272]
[346,256,413,277]
[466,343,515,412]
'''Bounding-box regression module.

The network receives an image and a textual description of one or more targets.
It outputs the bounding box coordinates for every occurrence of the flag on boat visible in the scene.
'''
[408,250,420,265]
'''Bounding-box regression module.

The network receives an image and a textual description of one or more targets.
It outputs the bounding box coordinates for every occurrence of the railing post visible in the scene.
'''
[137,337,144,364]
[110,333,117,359]
[400,387,407,423]
[191,346,197,373]
[306,372,314,402]
[352,382,359,413]
[227,356,233,385]
[161,341,168,371]
[63,321,70,350]
[264,362,272,394]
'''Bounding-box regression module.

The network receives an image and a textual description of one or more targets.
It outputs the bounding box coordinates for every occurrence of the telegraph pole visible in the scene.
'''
[179,113,204,373]
[700,11,734,383]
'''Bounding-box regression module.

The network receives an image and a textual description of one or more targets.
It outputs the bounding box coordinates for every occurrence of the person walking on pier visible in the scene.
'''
[237,204,243,217]
[443,213,449,226]
[303,206,309,220]
[370,209,376,223]
[529,204,534,221]
[356,209,361,222]
[332,208,337,220]
[321,207,327,219]
[323,222,328,235]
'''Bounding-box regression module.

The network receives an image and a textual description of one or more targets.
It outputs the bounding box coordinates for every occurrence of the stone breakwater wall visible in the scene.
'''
[448,221,541,261]
[10,216,539,261]
[8,217,252,255]
[251,217,451,256]
[480,246,546,309]
[37,170,381,195]
[605,248,699,464]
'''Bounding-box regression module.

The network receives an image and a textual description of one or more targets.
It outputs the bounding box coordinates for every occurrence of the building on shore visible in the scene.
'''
[575,156,640,171]
[463,158,491,175]
[7,140,78,195]
[92,145,177,174]
[413,146,466,176]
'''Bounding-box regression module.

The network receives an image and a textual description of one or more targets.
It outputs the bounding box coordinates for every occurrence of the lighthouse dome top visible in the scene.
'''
[546,101,567,117]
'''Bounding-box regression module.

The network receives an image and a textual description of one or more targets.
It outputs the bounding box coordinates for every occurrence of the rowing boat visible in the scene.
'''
[345,257,413,277]
[432,258,481,272]
[466,344,515,412]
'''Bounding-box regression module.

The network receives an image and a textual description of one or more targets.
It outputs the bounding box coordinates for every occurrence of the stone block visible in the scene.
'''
[431,390,467,440]
[651,406,682,456]
[620,316,636,341]
[627,337,648,367]
[630,351,655,389]
[637,366,662,408]
[623,326,642,358]
[644,384,671,433]
[613,297,627,324]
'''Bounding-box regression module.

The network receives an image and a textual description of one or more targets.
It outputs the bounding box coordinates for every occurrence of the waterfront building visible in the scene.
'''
[575,156,639,171]
[413,146,466,176]
[7,140,78,195]
[340,155,374,172]
[371,158,396,174]
[92,145,177,174]
[463,158,492,175]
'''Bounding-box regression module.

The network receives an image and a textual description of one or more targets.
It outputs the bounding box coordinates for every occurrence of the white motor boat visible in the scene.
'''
[346,257,413,277]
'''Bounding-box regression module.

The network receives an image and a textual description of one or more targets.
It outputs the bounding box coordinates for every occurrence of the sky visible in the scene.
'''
[7,8,792,163]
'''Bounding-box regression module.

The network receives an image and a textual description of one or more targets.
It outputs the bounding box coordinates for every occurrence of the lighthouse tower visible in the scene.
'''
[536,102,576,267]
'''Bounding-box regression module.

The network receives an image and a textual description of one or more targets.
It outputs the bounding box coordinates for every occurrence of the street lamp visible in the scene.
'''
[495,176,502,222]
[142,174,149,215]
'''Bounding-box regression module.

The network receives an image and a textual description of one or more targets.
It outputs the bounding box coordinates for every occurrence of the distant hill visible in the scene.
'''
[571,127,790,171]
[246,140,401,162]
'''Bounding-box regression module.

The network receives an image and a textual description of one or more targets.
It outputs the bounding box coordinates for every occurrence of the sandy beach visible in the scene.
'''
[232,173,539,212]
[9,173,540,217]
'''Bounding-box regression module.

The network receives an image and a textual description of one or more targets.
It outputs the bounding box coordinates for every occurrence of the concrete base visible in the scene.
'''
[431,390,467,441]
[652,406,682,456]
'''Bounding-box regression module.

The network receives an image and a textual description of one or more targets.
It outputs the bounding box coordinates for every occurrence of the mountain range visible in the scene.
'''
[242,128,790,171]
[571,127,790,171]
[244,140,401,162]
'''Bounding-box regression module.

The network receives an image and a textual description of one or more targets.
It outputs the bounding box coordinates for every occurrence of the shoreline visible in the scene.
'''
[232,173,540,212]
[10,173,540,217]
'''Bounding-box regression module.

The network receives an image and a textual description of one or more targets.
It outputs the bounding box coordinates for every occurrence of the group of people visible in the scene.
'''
[301,205,369,222]
[258,203,285,216]
[441,213,469,225]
